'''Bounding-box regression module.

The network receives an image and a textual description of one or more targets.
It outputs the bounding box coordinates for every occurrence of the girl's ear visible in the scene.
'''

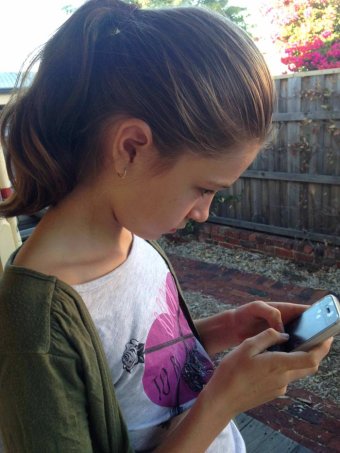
[109,118,154,175]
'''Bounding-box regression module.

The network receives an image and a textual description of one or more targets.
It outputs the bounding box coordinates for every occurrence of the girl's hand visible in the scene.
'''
[229,300,309,346]
[202,328,333,422]
[195,300,309,355]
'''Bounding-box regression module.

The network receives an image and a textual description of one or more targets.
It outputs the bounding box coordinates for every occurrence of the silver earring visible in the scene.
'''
[117,168,127,179]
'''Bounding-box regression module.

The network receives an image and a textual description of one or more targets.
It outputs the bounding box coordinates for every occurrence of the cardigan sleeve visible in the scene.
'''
[0,351,94,452]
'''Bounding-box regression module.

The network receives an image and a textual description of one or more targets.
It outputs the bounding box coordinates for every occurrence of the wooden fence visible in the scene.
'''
[210,68,340,246]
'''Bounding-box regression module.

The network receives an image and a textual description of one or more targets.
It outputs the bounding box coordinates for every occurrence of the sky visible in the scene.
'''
[0,0,284,75]
[0,0,83,72]
[234,0,285,74]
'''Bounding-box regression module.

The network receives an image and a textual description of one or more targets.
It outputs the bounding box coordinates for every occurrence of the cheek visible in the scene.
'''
[128,184,197,226]
[167,193,194,214]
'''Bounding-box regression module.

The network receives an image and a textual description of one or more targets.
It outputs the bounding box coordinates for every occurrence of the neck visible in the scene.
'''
[15,183,133,284]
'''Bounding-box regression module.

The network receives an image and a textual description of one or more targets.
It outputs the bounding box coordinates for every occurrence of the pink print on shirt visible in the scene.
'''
[140,273,214,408]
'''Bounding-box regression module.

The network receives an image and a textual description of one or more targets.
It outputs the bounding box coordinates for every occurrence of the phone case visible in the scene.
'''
[293,295,340,352]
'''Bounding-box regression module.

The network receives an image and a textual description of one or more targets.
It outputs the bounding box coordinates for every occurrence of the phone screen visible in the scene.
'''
[281,295,339,352]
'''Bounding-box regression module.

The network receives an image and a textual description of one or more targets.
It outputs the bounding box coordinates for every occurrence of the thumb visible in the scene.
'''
[243,328,290,356]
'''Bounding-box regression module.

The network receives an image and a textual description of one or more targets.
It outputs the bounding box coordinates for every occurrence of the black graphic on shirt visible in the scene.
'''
[182,347,214,392]
[122,339,145,373]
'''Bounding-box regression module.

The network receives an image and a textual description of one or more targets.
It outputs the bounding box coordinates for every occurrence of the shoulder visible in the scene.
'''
[0,266,86,355]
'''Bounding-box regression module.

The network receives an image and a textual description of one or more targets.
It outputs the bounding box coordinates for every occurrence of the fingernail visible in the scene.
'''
[281,333,290,339]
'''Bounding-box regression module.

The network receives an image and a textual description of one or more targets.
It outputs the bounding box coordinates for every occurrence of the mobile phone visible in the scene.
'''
[269,294,340,352]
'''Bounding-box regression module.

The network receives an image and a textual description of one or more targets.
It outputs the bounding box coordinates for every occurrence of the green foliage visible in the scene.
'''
[181,219,198,235]
[63,0,251,33]
[268,0,339,46]
[62,4,77,15]
[210,192,242,217]
[129,0,250,32]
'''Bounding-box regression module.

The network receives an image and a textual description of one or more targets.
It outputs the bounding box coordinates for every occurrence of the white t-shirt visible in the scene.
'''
[73,236,246,452]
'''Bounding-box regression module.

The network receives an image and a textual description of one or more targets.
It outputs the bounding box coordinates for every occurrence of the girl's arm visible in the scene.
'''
[194,301,308,356]
[0,319,132,453]
[155,329,332,452]
[0,352,94,452]
[194,309,238,355]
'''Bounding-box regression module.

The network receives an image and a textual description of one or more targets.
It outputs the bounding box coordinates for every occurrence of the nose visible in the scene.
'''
[188,197,212,223]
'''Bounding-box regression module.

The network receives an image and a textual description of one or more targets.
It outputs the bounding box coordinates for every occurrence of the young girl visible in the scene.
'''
[0,1,332,451]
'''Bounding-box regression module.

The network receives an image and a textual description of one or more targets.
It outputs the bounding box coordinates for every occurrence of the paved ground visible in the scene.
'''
[235,413,312,453]
[167,253,340,453]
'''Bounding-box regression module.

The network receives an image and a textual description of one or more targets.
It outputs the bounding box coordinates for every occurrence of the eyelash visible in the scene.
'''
[200,189,215,197]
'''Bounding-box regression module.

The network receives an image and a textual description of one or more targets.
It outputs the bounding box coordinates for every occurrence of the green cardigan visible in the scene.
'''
[0,241,199,452]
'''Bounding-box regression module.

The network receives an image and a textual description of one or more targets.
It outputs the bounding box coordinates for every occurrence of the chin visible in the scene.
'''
[133,231,163,241]
[149,233,164,241]
[126,223,170,241]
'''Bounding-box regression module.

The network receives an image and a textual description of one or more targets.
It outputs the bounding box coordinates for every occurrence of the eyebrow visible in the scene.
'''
[205,182,231,189]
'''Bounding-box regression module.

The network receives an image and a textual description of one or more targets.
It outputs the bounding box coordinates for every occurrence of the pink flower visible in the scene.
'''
[322,31,332,39]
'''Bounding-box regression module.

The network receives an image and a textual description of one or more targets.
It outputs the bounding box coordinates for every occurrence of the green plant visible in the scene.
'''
[210,192,243,216]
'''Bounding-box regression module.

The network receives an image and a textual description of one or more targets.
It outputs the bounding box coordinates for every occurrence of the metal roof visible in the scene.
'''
[0,72,35,93]
[0,72,19,92]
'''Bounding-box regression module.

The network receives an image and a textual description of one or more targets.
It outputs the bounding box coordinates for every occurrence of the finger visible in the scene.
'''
[307,337,334,359]
[243,328,290,356]
[267,302,309,324]
[247,301,284,332]
[287,365,320,382]
[275,338,333,370]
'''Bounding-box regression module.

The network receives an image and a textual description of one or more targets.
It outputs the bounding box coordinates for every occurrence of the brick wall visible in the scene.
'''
[196,223,340,269]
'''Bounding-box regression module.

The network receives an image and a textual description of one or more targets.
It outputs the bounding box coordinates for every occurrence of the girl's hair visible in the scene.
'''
[0,0,274,217]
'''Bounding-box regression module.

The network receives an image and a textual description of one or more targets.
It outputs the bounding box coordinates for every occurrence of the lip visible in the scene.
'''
[169,223,186,233]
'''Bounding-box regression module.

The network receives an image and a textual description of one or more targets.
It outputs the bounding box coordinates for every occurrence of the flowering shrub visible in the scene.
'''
[282,38,340,71]
[264,0,340,71]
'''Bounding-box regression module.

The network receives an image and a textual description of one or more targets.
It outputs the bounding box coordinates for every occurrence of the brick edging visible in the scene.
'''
[195,224,340,269]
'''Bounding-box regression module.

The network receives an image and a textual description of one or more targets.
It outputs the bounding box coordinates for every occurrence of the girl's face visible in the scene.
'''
[112,141,261,240]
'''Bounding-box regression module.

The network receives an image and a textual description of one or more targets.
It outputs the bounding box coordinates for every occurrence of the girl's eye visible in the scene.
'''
[200,189,215,197]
